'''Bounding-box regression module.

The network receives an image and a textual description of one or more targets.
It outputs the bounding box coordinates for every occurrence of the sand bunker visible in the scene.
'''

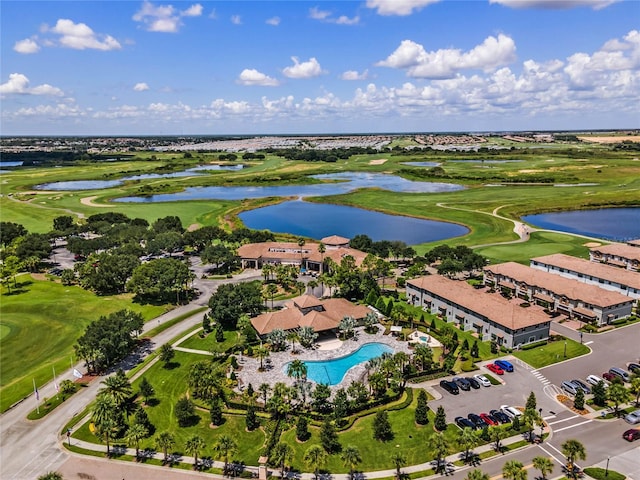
[583,242,601,247]
[369,159,387,165]
[80,196,111,208]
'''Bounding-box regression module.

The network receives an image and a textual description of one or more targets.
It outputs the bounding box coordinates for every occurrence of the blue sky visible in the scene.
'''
[1,0,638,135]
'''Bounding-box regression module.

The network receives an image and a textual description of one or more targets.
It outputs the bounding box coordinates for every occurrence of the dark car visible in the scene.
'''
[570,379,591,394]
[628,363,640,374]
[440,379,459,395]
[468,413,487,429]
[455,416,475,429]
[494,359,514,372]
[623,428,640,442]
[453,377,471,391]
[603,372,616,382]
[467,377,481,389]
[490,409,511,424]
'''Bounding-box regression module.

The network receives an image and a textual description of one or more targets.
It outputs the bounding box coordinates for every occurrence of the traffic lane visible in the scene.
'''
[540,323,640,388]
[430,366,558,422]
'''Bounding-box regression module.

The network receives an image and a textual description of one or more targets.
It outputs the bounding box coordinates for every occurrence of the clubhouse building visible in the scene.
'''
[484,262,634,326]
[406,275,551,349]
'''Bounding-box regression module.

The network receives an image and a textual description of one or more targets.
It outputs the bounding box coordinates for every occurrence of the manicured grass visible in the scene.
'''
[512,337,590,369]
[584,467,626,480]
[0,275,168,412]
[144,307,207,338]
[176,327,241,353]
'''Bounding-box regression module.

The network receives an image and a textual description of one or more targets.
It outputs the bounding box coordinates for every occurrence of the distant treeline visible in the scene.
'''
[1,151,134,165]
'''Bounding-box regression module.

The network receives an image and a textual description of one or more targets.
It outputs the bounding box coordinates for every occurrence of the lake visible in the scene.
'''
[239,199,469,243]
[523,207,640,241]
[116,172,464,202]
[34,164,245,190]
[401,162,440,167]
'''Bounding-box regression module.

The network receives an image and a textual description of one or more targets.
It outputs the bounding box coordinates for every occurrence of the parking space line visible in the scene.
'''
[543,414,556,420]
[553,419,592,433]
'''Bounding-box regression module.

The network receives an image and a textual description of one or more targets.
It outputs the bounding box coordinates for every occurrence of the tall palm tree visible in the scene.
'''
[298,237,306,271]
[465,469,490,480]
[502,460,527,480]
[390,451,407,480]
[318,242,326,276]
[607,383,631,417]
[561,439,586,479]
[287,330,300,354]
[266,283,278,309]
[94,415,117,457]
[155,431,175,465]
[304,444,327,480]
[287,359,308,384]
[91,395,118,429]
[532,456,554,480]
[125,423,148,461]
[272,442,295,479]
[457,427,480,463]
[214,434,238,474]
[255,345,270,371]
[185,435,206,470]
[431,432,449,474]
[98,372,133,410]
[341,446,362,480]
[258,383,271,405]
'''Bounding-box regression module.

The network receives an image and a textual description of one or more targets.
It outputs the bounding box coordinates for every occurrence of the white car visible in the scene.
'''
[586,374,608,386]
[500,405,523,419]
[473,374,491,387]
[625,410,640,425]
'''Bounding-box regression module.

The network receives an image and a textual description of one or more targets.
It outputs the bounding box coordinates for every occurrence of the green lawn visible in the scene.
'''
[176,328,241,353]
[0,275,168,412]
[512,337,590,369]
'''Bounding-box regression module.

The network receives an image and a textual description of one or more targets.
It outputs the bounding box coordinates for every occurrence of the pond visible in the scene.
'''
[34,164,245,190]
[448,159,524,163]
[401,162,440,167]
[286,342,393,386]
[115,172,464,202]
[523,207,640,241]
[239,199,469,243]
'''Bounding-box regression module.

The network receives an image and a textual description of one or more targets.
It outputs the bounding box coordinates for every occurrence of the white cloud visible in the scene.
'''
[309,7,359,24]
[238,69,280,86]
[341,69,369,80]
[489,0,618,9]
[377,34,516,78]
[0,73,64,96]
[231,15,242,25]
[366,0,441,16]
[266,16,281,26]
[14,38,40,54]
[133,1,202,33]
[283,57,325,79]
[48,19,121,50]
[134,82,150,92]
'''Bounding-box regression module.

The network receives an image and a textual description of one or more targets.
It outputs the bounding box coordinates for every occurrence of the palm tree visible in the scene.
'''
[266,283,278,309]
[287,359,308,384]
[94,415,117,457]
[607,382,631,417]
[318,242,326,276]
[630,376,640,406]
[258,383,271,405]
[457,427,480,463]
[502,460,527,480]
[304,444,327,480]
[488,425,508,453]
[272,442,295,479]
[38,473,63,480]
[465,469,490,480]
[91,395,118,428]
[263,263,274,282]
[341,445,362,480]
[287,330,300,354]
[185,435,206,469]
[390,451,407,480]
[523,408,542,443]
[155,431,175,465]
[298,237,306,270]
[255,345,270,371]
[214,434,238,474]
[532,456,554,480]
[98,371,132,409]
[432,432,449,474]
[561,439,586,479]
[125,423,148,461]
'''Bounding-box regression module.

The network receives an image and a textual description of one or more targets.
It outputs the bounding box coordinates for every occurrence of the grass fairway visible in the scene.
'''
[475,231,592,265]
[0,275,168,412]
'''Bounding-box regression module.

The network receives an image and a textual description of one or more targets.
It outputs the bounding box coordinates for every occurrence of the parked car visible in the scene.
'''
[586,374,607,386]
[570,379,591,394]
[453,377,471,391]
[602,372,616,382]
[468,413,487,429]
[480,413,499,426]
[467,377,481,389]
[440,379,460,395]
[455,416,476,429]
[500,405,523,419]
[628,363,640,374]
[490,409,511,424]
[624,409,640,425]
[609,367,631,383]
[623,428,640,441]
[474,374,492,387]
[494,359,514,372]
[561,381,578,396]
[486,363,505,375]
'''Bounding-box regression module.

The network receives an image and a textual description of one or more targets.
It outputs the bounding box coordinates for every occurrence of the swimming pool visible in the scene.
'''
[288,342,393,386]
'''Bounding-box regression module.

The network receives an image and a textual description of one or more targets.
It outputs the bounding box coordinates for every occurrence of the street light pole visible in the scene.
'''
[564,341,567,358]
[539,408,544,442]
[605,457,610,477]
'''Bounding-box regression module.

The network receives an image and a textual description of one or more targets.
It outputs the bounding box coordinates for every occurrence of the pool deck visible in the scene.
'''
[235,327,412,391]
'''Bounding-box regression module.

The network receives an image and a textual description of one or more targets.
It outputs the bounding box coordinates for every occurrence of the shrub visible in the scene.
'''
[175,397,196,427]
[415,390,429,425]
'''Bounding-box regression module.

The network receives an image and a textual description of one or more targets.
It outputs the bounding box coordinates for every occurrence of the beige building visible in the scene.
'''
[484,262,634,326]
[589,243,640,271]
[406,275,551,349]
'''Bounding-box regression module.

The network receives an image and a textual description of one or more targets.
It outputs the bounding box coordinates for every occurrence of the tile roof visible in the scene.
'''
[407,275,551,330]
[237,241,368,267]
[321,235,350,245]
[590,243,640,262]
[531,253,640,290]
[485,262,632,308]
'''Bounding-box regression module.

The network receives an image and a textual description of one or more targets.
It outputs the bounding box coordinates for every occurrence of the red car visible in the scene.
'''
[623,428,640,442]
[603,372,616,382]
[480,413,498,426]
[486,363,504,375]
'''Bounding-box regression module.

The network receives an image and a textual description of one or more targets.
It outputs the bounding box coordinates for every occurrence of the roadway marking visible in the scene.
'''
[584,341,594,345]
[537,444,564,465]
[548,414,579,426]
[553,419,592,433]
[543,415,557,420]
